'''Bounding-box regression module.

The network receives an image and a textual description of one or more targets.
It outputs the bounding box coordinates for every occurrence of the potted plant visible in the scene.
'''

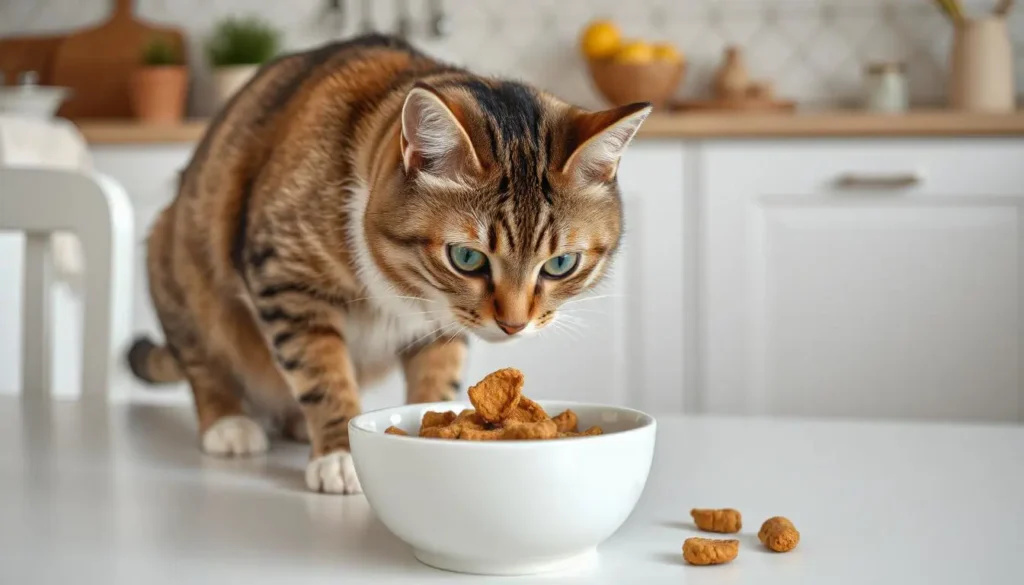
[207,16,281,108]
[129,37,188,123]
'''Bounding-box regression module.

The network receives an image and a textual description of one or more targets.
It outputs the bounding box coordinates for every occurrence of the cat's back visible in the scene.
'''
[185,34,438,196]
[170,35,447,285]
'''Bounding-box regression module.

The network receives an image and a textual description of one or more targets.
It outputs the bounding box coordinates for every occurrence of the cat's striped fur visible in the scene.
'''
[128,34,651,494]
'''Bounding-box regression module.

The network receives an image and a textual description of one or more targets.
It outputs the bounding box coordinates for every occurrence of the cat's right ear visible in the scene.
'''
[400,83,483,178]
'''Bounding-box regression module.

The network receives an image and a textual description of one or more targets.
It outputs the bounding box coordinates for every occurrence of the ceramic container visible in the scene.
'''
[348,400,657,576]
[949,16,1015,112]
[211,64,258,110]
[0,86,69,118]
[864,62,909,113]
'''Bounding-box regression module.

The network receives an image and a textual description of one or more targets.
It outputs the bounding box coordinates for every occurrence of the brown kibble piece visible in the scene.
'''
[468,368,524,423]
[500,419,558,440]
[507,396,549,423]
[682,537,739,566]
[560,425,604,437]
[691,508,742,533]
[410,369,607,441]
[552,409,578,433]
[453,409,488,431]
[384,426,408,436]
[758,517,799,552]
[421,410,457,429]
[459,427,505,440]
[419,424,460,439]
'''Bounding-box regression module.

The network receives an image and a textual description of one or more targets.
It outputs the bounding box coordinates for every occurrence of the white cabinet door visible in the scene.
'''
[700,140,1024,423]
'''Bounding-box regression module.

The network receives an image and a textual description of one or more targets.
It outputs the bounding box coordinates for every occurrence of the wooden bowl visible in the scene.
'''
[586,58,685,108]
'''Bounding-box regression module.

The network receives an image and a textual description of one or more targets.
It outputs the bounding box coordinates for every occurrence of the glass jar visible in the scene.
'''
[864,62,909,113]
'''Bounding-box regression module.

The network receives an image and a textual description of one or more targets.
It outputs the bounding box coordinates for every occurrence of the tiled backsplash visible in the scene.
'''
[3,0,1023,114]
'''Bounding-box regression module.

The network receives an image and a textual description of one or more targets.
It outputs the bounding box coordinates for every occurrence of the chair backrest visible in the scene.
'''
[0,167,135,400]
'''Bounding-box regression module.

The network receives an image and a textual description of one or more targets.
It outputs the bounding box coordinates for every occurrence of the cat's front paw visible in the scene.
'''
[306,450,362,494]
[202,415,269,456]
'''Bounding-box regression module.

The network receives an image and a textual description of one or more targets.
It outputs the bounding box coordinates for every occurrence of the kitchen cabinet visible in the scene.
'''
[697,140,1024,422]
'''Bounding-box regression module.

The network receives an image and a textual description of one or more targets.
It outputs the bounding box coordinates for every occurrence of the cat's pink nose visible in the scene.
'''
[496,320,526,335]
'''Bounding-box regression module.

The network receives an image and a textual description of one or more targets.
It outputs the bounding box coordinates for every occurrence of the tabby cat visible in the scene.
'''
[127,34,651,494]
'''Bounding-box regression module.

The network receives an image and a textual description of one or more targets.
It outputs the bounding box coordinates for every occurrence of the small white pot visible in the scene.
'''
[211,65,259,109]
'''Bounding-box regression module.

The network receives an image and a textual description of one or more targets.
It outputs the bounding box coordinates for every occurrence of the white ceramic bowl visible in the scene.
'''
[349,400,656,576]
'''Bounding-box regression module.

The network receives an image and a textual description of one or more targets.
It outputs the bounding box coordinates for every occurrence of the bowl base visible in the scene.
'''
[413,547,597,576]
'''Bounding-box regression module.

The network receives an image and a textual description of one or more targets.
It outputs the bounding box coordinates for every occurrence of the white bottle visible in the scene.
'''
[864,62,908,113]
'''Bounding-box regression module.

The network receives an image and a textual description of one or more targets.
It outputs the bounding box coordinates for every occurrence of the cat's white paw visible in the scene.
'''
[306,450,362,494]
[202,416,269,456]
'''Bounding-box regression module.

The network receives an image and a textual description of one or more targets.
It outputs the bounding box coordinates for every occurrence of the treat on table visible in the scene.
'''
[682,537,739,566]
[691,508,742,533]
[758,516,799,552]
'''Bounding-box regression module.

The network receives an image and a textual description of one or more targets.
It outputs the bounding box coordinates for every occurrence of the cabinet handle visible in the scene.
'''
[834,172,921,190]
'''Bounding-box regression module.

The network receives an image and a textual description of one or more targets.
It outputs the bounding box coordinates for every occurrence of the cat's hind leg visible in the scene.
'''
[144,210,268,457]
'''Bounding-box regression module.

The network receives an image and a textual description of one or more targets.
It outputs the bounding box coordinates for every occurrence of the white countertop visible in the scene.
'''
[1,398,1021,584]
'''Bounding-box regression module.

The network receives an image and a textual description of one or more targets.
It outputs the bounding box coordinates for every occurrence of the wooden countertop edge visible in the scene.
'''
[75,111,1024,144]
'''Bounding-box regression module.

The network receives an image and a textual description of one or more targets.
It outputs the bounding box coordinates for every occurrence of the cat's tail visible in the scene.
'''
[126,336,184,385]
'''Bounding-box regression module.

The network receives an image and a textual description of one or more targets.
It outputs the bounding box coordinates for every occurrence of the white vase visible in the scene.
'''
[211,65,259,110]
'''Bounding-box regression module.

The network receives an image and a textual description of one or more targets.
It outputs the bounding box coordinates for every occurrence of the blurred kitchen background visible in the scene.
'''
[4,0,1024,112]
[2,0,1023,424]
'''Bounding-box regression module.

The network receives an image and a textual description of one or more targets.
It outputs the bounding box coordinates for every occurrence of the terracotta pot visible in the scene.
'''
[211,64,258,110]
[129,66,188,123]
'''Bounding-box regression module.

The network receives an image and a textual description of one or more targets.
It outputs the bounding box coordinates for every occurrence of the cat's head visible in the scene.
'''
[366,78,650,343]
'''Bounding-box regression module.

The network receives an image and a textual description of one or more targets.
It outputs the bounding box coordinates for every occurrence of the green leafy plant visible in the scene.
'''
[141,37,183,66]
[206,16,281,67]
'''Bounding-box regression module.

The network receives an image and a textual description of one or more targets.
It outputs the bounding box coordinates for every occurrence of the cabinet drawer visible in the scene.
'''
[702,139,1024,198]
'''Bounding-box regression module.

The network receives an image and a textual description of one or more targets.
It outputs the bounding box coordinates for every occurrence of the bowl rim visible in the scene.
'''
[349,399,656,449]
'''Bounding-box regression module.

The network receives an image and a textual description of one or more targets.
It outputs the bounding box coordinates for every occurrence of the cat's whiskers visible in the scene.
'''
[346,294,436,305]
[443,324,468,347]
[394,308,448,318]
[402,321,453,351]
[549,320,583,343]
[558,293,624,308]
[556,313,590,327]
[557,307,604,315]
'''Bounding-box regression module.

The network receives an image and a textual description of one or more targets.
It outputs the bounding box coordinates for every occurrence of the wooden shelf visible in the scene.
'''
[75,110,1024,144]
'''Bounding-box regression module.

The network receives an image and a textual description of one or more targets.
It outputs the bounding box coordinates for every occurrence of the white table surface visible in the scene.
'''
[1,398,1021,585]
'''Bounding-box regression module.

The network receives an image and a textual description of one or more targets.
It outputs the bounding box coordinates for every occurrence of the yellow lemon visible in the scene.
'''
[652,42,684,63]
[580,20,622,59]
[613,41,655,64]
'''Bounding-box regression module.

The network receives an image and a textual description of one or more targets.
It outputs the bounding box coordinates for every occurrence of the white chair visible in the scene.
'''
[0,167,134,400]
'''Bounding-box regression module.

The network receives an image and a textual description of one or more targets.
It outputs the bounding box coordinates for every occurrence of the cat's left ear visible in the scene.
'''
[400,82,484,178]
[561,102,653,183]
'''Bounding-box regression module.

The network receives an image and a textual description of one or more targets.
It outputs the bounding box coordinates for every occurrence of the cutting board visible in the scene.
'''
[50,0,185,119]
[0,35,66,86]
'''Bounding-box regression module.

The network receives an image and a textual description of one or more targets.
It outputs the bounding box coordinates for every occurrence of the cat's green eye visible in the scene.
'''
[447,245,488,274]
[541,253,580,279]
